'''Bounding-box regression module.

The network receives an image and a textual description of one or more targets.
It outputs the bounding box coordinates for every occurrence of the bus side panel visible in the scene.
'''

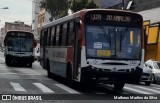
[50,61,67,78]
[47,47,68,78]
[66,47,74,66]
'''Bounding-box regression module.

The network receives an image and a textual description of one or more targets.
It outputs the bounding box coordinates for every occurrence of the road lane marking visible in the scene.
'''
[0,73,17,75]
[95,92,106,94]
[153,87,160,90]
[33,83,54,93]
[19,73,41,75]
[0,65,6,68]
[123,86,151,94]
[0,73,40,75]
[0,58,4,61]
[10,82,26,92]
[55,84,80,94]
[134,86,160,93]
[151,84,160,86]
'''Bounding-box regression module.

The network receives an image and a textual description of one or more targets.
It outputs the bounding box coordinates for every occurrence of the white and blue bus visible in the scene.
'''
[4,30,37,67]
[40,9,144,89]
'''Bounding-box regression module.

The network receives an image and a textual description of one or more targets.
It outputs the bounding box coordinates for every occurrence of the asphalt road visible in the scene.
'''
[0,51,160,103]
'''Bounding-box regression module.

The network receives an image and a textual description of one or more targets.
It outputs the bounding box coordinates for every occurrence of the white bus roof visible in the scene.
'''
[41,9,140,30]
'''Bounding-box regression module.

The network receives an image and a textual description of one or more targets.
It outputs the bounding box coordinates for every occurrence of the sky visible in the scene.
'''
[0,0,33,28]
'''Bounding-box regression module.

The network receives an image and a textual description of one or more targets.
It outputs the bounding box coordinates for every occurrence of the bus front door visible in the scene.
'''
[73,21,81,80]
[40,30,47,69]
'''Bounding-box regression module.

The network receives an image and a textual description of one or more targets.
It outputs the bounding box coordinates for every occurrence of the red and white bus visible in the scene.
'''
[4,30,37,67]
[40,9,144,89]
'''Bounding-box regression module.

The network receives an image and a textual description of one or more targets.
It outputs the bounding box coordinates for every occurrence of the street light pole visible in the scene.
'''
[0,7,9,9]
[0,6,9,48]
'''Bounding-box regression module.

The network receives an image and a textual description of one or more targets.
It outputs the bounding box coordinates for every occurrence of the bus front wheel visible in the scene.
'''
[28,62,32,68]
[114,83,125,90]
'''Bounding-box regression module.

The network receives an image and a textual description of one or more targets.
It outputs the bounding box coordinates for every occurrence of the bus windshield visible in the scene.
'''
[8,38,33,52]
[86,25,141,60]
[154,62,160,69]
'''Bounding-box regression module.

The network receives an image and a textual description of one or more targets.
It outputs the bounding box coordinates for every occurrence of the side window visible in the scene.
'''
[49,28,52,46]
[68,21,75,46]
[44,29,48,46]
[46,28,50,46]
[40,30,44,46]
[66,22,70,45]
[62,23,67,46]
[48,28,51,46]
[56,26,60,46]
[59,24,63,46]
[53,26,57,46]
[51,27,55,46]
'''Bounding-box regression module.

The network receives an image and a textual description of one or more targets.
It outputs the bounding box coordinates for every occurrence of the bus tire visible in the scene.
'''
[28,62,32,68]
[66,63,73,87]
[5,57,11,66]
[145,81,151,86]
[46,60,52,78]
[114,83,125,90]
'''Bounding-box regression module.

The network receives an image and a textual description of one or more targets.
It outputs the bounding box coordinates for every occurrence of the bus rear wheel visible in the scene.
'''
[114,83,125,90]
[5,57,11,66]
[66,63,73,87]
[46,60,52,78]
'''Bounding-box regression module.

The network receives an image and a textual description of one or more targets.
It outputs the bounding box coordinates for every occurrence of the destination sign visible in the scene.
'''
[106,15,130,22]
[10,33,26,36]
[18,33,26,36]
[7,31,34,38]
[89,14,131,22]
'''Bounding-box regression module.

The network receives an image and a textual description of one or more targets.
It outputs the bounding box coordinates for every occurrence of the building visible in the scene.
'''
[32,0,51,43]
[107,0,160,23]
[36,9,51,43]
[135,0,160,23]
[32,0,42,42]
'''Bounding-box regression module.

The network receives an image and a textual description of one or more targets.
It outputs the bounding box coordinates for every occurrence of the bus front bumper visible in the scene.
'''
[6,55,34,63]
[81,66,143,84]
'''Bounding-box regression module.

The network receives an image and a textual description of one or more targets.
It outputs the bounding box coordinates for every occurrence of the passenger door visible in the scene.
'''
[73,19,81,80]
[40,29,47,69]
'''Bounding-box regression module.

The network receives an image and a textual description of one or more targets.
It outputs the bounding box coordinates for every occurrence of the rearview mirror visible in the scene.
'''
[75,18,81,30]
[149,66,152,69]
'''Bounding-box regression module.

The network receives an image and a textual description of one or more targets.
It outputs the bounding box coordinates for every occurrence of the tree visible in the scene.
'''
[85,0,98,9]
[40,0,69,21]
[40,0,99,21]
[70,0,98,13]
